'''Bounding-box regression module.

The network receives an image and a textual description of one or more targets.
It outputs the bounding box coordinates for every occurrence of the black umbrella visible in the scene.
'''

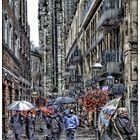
[53,97,77,105]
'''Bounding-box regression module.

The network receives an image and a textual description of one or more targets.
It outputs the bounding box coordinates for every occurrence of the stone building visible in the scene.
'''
[38,0,65,97]
[2,0,31,136]
[65,0,138,135]
[30,44,44,105]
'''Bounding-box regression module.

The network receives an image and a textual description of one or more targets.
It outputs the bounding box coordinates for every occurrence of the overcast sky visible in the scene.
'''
[27,0,39,47]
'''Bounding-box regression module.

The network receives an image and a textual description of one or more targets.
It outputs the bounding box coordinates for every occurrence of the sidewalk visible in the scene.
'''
[4,123,95,140]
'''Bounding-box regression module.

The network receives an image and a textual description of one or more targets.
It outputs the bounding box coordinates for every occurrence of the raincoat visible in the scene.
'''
[50,113,63,140]
[64,113,79,140]
[107,114,134,140]
[25,115,35,140]
[10,114,24,140]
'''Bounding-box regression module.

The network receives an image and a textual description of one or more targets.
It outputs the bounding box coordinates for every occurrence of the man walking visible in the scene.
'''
[107,107,135,140]
[10,110,25,140]
[49,109,63,140]
[25,110,35,140]
[64,110,79,140]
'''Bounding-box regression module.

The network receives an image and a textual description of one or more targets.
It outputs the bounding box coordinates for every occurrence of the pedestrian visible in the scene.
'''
[64,109,80,140]
[25,110,36,140]
[45,113,52,138]
[107,107,135,140]
[49,109,63,140]
[9,110,25,140]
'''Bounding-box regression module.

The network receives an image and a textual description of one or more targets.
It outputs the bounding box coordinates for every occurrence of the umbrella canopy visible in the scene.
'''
[7,100,35,111]
[53,97,77,105]
[98,97,122,135]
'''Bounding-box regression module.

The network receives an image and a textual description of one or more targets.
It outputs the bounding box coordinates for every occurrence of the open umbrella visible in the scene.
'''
[53,97,77,105]
[7,100,35,111]
[98,97,122,137]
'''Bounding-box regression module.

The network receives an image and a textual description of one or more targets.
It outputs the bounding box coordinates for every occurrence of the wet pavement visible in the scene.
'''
[4,119,96,140]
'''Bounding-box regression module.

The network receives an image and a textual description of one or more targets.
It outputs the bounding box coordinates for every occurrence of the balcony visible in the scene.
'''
[97,7,124,31]
[100,49,122,74]
[85,32,104,57]
[81,0,93,24]
[80,0,102,28]
[106,62,121,74]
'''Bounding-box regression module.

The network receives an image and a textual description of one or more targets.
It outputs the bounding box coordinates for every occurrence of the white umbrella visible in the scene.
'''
[8,100,35,111]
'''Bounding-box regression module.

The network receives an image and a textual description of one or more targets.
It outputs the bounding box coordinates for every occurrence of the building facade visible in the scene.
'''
[65,0,138,134]
[38,0,65,97]
[30,44,44,105]
[2,0,31,136]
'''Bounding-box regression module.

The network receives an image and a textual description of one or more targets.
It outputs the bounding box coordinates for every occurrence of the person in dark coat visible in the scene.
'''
[50,109,63,140]
[10,110,25,140]
[107,107,135,140]
[25,110,35,140]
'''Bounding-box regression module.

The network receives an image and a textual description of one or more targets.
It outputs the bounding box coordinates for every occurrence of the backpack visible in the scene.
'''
[51,116,62,133]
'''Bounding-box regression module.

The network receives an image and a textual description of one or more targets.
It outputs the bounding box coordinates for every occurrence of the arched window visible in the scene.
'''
[8,22,13,51]
[15,34,20,58]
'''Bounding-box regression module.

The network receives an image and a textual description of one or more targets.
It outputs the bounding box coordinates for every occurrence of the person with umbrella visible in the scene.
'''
[25,110,36,140]
[9,110,25,140]
[106,107,135,140]
[49,108,63,140]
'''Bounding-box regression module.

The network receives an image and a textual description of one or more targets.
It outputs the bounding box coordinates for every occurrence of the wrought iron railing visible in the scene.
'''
[80,0,94,25]
[100,49,122,74]
[97,0,124,30]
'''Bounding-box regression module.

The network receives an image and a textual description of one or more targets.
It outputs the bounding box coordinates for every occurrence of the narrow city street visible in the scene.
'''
[2,0,138,139]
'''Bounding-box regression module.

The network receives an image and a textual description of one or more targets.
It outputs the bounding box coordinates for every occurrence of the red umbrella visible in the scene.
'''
[40,107,53,115]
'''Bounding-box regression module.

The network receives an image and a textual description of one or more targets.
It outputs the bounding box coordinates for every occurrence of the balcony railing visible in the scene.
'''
[97,3,124,30]
[100,49,122,74]
[81,0,93,24]
[85,32,104,57]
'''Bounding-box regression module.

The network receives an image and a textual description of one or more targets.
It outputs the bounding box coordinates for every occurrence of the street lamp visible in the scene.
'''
[91,61,102,135]
[32,91,38,106]
[107,74,114,99]
[91,61,102,88]
[107,74,114,87]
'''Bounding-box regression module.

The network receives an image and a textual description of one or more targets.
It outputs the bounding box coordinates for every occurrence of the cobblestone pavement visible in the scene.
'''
[4,120,96,140]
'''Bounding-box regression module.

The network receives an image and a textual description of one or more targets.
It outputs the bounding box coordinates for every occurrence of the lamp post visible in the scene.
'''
[91,61,102,138]
[91,62,102,88]
[107,74,115,100]
[63,71,70,96]
[67,64,76,97]
[32,91,38,107]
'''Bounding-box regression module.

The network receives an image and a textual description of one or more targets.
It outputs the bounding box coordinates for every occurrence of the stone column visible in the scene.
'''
[123,38,137,137]
[123,1,138,135]
[4,82,10,133]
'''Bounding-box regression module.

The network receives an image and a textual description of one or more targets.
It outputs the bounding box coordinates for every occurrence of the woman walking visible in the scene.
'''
[25,110,36,140]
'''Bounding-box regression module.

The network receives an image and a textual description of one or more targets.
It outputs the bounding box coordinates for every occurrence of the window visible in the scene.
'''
[8,23,13,50]
[15,0,19,18]
[15,36,20,58]
[4,16,8,44]
[9,0,13,7]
